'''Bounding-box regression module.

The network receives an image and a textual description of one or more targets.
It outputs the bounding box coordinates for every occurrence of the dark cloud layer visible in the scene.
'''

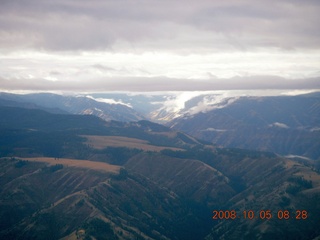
[1,76,319,92]
[1,0,319,52]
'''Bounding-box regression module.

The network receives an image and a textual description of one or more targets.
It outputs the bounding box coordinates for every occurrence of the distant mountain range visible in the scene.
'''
[0,92,144,122]
[1,91,319,160]
[169,92,320,160]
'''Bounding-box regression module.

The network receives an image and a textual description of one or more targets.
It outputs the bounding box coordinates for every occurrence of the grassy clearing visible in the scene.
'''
[284,158,320,190]
[22,157,120,173]
[83,135,183,152]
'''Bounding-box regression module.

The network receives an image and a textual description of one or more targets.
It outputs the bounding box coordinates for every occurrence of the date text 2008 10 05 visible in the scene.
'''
[212,210,308,220]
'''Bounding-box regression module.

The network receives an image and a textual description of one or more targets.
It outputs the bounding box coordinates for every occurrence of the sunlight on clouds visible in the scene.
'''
[1,49,320,84]
[0,0,319,92]
[280,89,319,96]
[164,91,203,112]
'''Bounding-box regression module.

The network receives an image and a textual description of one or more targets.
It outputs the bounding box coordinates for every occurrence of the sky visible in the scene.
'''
[0,0,320,92]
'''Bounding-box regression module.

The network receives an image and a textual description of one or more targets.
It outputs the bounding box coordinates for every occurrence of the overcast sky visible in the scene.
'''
[0,0,319,92]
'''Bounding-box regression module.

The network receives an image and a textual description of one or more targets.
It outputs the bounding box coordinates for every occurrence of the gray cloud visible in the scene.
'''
[49,70,62,76]
[0,0,319,52]
[91,64,116,72]
[0,0,319,92]
[1,76,319,92]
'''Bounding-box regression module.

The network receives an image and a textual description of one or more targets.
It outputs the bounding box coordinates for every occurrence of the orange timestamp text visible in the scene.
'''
[212,210,308,220]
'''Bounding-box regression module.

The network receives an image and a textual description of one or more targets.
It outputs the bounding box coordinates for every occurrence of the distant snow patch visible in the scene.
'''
[269,122,289,129]
[310,127,320,132]
[202,128,227,132]
[86,95,132,108]
[188,96,239,115]
[285,155,311,161]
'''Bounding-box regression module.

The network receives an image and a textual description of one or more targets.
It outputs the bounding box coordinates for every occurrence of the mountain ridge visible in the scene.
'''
[169,93,320,159]
[1,94,320,239]
[0,92,145,122]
